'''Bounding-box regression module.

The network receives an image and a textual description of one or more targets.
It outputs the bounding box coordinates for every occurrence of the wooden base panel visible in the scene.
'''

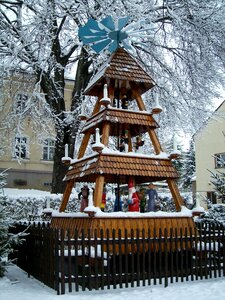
[51,216,196,253]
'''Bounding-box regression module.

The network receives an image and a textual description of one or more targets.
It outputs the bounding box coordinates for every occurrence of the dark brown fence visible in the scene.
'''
[10,222,225,295]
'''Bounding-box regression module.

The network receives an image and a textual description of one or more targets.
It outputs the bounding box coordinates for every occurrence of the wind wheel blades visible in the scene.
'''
[78,16,130,53]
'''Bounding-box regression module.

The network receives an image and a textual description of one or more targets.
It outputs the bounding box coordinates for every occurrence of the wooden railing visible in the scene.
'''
[10,222,225,295]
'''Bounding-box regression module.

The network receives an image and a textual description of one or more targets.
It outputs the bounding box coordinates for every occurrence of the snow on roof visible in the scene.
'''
[193,100,225,139]
[52,206,193,218]
[101,147,169,159]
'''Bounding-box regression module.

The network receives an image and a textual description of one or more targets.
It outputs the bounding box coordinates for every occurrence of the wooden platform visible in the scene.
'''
[51,215,196,252]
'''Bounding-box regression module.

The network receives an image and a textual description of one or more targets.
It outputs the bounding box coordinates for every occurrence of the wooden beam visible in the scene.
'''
[167,178,184,211]
[130,83,146,111]
[92,98,102,115]
[77,96,103,159]
[131,82,162,154]
[147,128,162,155]
[77,131,91,159]
[94,175,105,208]
[125,124,132,152]
[128,131,132,152]
[108,79,115,101]
[59,179,75,212]
[102,122,110,146]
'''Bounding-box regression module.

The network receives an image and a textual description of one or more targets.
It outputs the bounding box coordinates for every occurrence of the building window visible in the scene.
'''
[207,192,217,204]
[42,138,55,161]
[215,153,225,168]
[14,93,28,113]
[14,137,28,159]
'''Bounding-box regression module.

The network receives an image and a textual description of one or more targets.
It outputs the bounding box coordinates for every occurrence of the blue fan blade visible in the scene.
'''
[117,16,129,31]
[78,16,131,53]
[100,16,115,31]
[81,35,108,45]
[85,19,101,31]
[108,40,119,53]
[78,18,107,43]
[79,26,106,39]
[91,38,111,53]
[79,25,106,36]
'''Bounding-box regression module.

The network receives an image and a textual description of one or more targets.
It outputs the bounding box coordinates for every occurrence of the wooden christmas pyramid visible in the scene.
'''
[59,48,185,213]
[50,47,196,240]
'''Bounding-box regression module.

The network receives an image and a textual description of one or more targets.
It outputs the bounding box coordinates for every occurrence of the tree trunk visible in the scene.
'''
[37,48,92,194]
[38,71,68,194]
[51,129,68,193]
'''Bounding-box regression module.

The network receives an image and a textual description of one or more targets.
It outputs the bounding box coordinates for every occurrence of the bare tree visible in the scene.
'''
[0,0,225,192]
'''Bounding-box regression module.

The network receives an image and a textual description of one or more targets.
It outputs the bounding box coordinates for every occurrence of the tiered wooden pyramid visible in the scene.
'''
[59,48,184,212]
[51,48,195,237]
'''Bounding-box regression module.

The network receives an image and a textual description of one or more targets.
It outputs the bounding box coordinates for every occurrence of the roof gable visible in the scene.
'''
[85,48,155,96]
[194,100,225,140]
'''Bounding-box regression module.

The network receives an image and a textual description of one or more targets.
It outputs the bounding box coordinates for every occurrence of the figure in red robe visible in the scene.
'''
[127,177,140,212]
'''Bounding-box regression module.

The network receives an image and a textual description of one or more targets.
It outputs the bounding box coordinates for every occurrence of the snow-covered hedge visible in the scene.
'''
[3,188,80,222]
[196,204,225,227]
[2,188,193,222]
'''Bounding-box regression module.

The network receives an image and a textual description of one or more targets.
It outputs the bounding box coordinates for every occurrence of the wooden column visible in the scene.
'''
[77,96,103,159]
[131,83,163,155]
[94,175,105,208]
[77,131,91,159]
[130,83,146,111]
[125,124,132,151]
[147,128,162,155]
[92,98,102,115]
[59,179,75,212]
[102,122,110,146]
[128,131,132,152]
[108,79,115,101]
[60,93,103,211]
[167,178,184,211]
[98,80,115,147]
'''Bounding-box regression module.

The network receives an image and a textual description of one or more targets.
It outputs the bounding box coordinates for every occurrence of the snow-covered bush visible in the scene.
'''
[0,171,25,277]
[208,169,225,203]
[196,204,225,227]
[3,190,80,222]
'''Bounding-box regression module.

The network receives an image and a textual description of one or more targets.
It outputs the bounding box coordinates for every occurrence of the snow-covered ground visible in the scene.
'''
[1,264,225,300]
[2,188,223,299]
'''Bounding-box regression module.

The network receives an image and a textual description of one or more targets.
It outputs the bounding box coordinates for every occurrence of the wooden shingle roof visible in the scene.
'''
[81,107,159,136]
[65,153,179,184]
[85,48,155,96]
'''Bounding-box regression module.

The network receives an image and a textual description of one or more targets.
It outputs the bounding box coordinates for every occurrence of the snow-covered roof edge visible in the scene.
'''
[193,100,225,140]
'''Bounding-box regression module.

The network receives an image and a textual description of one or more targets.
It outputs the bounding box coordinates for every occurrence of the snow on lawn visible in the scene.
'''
[3,188,53,198]
[1,264,225,300]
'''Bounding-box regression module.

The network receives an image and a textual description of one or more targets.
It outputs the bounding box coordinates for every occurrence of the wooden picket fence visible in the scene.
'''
[10,222,225,295]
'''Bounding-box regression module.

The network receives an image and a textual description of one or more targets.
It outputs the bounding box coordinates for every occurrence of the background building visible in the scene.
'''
[0,71,74,191]
[194,101,225,208]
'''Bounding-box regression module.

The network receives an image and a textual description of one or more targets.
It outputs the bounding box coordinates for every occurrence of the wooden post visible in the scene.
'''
[94,175,105,208]
[77,131,91,159]
[108,79,115,101]
[128,130,132,152]
[59,179,75,212]
[130,83,146,111]
[77,95,103,159]
[126,125,133,152]
[101,122,110,146]
[147,128,162,155]
[167,178,184,211]
[131,83,162,154]
[99,79,115,147]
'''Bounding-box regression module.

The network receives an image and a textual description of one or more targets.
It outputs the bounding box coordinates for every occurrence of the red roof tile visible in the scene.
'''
[81,107,159,136]
[65,153,178,184]
[85,48,155,96]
